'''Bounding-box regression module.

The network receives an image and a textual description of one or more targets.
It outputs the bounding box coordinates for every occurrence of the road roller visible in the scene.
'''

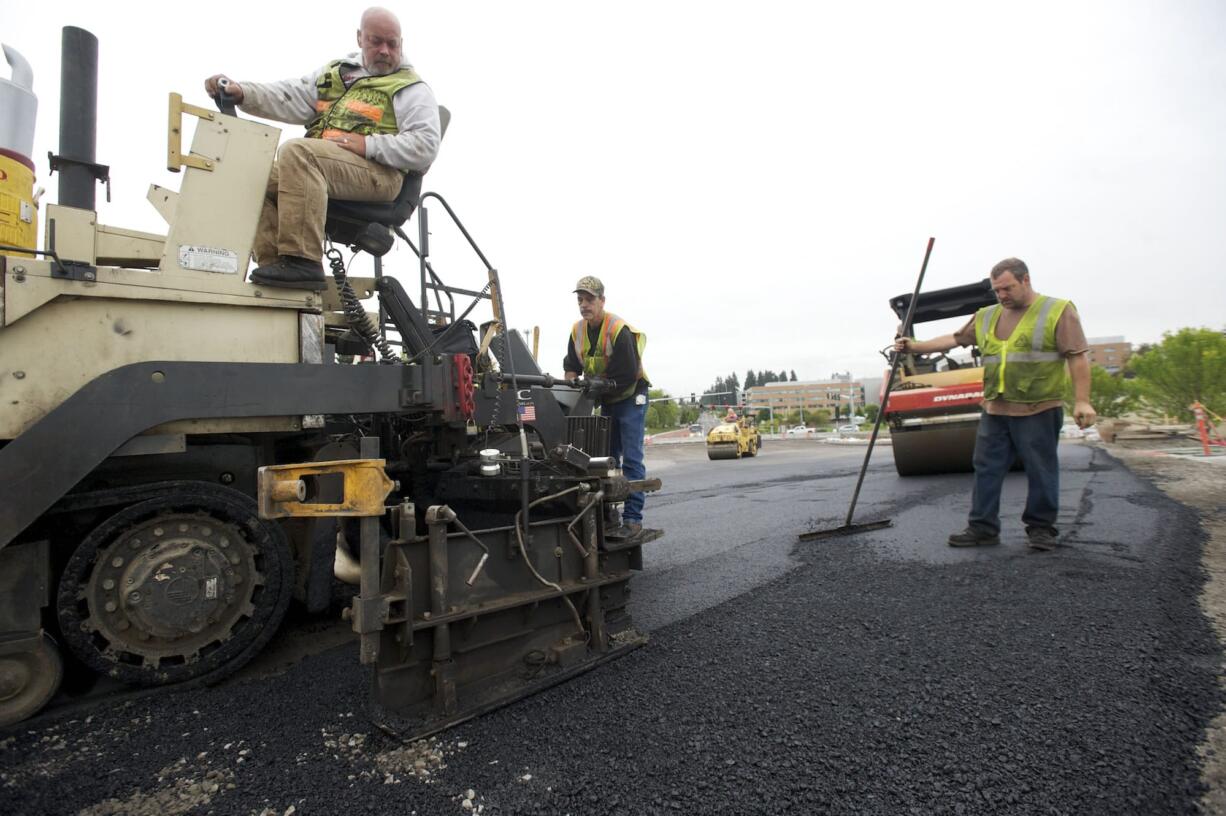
[883,279,998,476]
[706,415,761,460]
[0,27,661,732]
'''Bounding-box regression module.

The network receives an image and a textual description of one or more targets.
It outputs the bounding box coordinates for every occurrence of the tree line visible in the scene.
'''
[743,370,798,389]
[1069,327,1226,422]
[643,369,808,432]
[693,369,801,407]
[699,372,740,407]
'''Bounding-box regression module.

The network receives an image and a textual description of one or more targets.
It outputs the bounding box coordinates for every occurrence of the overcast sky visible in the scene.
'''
[4,1,1223,398]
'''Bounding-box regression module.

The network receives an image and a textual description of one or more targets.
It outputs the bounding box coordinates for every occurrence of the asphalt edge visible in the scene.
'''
[1095,441,1226,814]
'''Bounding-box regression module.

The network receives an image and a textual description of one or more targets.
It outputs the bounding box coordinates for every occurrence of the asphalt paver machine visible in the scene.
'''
[0,27,660,734]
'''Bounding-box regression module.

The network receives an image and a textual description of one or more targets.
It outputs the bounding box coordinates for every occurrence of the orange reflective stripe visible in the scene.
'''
[603,316,624,356]
[572,321,585,355]
[343,99,385,123]
[314,99,333,113]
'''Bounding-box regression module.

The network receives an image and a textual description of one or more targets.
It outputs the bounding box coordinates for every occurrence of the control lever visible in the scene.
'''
[581,376,615,397]
[213,78,238,117]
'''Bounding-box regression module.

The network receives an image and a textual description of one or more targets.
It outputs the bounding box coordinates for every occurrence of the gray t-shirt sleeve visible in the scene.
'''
[239,63,440,173]
[364,82,441,172]
[237,65,326,125]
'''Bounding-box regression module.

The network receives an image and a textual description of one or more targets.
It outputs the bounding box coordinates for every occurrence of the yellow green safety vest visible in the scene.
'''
[572,313,648,403]
[975,295,1071,403]
[305,61,422,139]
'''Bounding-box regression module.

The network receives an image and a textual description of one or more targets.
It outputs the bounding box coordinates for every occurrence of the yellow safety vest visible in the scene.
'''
[975,295,1071,403]
[306,61,422,139]
[571,313,648,403]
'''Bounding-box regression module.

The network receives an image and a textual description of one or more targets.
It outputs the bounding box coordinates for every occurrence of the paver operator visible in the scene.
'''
[564,277,651,540]
[204,6,442,289]
[894,258,1096,551]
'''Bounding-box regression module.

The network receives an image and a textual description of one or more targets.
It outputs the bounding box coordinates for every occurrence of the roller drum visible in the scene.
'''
[890,421,978,476]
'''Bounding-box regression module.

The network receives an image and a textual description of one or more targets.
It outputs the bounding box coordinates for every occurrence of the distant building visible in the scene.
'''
[1086,336,1131,373]
[859,376,884,406]
[745,376,866,420]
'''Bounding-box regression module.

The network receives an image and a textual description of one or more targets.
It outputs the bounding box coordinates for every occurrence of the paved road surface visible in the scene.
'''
[1,440,1217,815]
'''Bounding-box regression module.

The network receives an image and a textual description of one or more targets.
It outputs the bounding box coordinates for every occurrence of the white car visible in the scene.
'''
[836,424,861,436]
[785,426,813,437]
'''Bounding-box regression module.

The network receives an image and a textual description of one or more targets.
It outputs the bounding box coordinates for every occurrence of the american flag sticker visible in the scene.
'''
[518,402,537,422]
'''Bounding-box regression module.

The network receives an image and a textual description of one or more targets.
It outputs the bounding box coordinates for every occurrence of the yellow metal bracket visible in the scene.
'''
[167,93,218,173]
[257,458,396,519]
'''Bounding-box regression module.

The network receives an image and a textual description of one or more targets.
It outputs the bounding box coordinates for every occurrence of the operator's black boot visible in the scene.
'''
[607,522,642,540]
[250,255,326,289]
[947,527,1000,547]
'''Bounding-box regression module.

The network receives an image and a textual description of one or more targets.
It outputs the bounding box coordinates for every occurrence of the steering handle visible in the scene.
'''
[213,78,238,117]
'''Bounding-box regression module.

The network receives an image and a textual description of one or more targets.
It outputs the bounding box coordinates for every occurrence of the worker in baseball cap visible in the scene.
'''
[563,276,651,539]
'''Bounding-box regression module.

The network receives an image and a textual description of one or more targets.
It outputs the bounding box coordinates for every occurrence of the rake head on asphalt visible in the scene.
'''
[798,519,892,542]
[797,236,935,545]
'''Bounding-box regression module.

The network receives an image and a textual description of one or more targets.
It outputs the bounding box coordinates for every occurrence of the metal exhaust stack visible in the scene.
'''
[0,45,37,161]
[53,26,108,209]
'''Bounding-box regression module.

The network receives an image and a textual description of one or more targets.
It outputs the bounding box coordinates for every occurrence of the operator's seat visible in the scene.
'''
[324,106,450,256]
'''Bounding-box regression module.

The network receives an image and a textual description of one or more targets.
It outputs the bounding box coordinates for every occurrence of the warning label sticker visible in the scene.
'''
[178,245,239,274]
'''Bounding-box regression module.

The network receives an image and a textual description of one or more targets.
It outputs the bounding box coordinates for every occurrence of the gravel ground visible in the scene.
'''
[1,444,1219,815]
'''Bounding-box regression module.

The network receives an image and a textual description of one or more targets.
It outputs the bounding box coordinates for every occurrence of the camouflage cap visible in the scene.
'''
[573,276,605,297]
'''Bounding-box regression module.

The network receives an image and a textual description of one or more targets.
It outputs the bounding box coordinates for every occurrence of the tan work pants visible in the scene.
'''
[253,137,403,266]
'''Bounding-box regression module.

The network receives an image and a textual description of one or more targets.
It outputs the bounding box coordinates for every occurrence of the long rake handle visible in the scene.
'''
[841,237,935,527]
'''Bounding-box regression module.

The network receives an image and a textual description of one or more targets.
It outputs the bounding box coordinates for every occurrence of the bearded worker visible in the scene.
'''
[563,277,650,540]
[894,258,1096,552]
[204,6,441,288]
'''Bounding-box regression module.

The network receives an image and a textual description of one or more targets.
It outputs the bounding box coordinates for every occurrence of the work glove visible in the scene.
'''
[583,376,615,396]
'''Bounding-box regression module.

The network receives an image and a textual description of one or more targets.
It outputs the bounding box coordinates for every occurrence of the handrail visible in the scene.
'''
[390,192,496,327]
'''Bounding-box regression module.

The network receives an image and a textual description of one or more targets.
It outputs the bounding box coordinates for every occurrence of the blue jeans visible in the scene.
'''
[968,408,1063,537]
[604,396,648,523]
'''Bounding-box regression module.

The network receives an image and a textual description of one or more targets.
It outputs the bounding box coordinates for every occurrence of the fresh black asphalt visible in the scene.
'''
[1,442,1218,815]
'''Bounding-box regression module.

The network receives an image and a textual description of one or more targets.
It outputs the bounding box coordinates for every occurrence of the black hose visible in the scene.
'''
[327,247,398,364]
